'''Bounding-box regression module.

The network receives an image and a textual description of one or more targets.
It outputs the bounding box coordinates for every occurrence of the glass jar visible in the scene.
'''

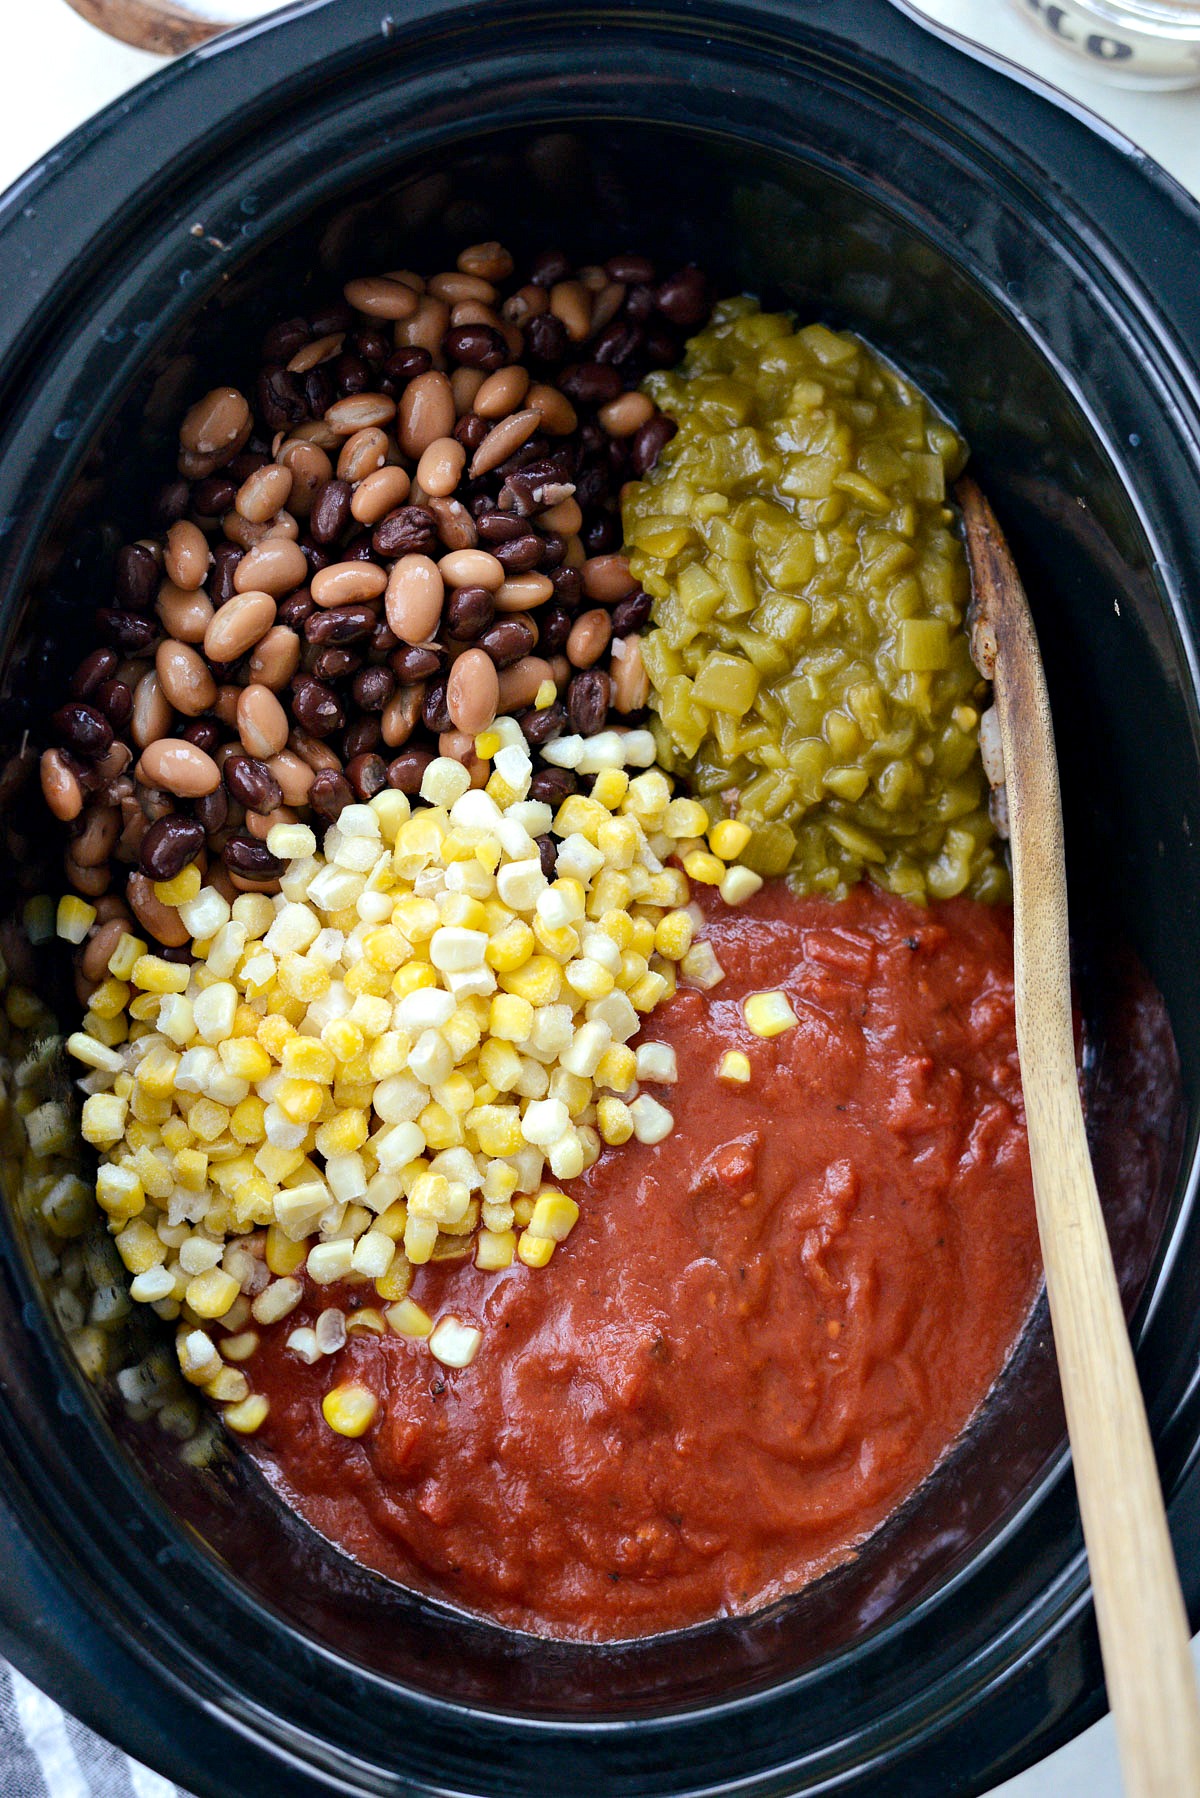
[1011,0,1200,87]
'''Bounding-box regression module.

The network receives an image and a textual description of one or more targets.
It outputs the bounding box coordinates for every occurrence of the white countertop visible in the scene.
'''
[4,5,1200,1796]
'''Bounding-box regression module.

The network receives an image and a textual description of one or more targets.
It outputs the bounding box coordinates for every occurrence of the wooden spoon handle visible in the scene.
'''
[959,478,1200,1797]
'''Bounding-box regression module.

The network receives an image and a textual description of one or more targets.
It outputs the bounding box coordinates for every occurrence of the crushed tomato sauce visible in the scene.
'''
[248,881,1040,1640]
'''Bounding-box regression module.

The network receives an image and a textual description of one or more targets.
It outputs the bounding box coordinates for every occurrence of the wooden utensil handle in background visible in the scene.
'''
[960,479,1200,1798]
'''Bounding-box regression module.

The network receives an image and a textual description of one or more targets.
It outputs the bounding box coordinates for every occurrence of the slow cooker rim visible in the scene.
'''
[0,2,1199,1794]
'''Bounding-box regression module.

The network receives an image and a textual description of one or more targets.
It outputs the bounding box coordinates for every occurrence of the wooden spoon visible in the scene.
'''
[62,0,281,55]
[958,476,1200,1798]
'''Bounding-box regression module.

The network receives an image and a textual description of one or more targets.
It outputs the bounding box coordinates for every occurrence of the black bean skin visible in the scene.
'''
[629,413,678,477]
[95,610,157,653]
[519,702,568,746]
[345,752,388,799]
[443,325,508,371]
[478,618,536,669]
[310,479,353,545]
[308,769,355,821]
[567,669,611,735]
[290,675,345,737]
[422,679,453,734]
[71,649,118,699]
[656,265,711,328]
[386,749,435,794]
[352,666,396,712]
[390,644,444,683]
[342,716,382,759]
[535,835,557,881]
[224,753,284,813]
[611,591,653,635]
[529,767,578,806]
[223,834,284,877]
[445,587,495,641]
[114,544,159,611]
[305,603,377,646]
[139,815,205,881]
[196,787,229,834]
[373,507,437,559]
[52,704,113,761]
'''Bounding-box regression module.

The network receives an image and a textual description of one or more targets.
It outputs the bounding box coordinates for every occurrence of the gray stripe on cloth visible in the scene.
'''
[63,1707,137,1798]
[0,1664,48,1798]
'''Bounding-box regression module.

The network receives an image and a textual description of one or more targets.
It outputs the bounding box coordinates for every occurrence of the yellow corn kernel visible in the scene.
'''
[206,1366,250,1405]
[590,767,630,810]
[418,1103,462,1151]
[629,916,656,958]
[80,1092,128,1147]
[618,950,649,989]
[664,797,710,839]
[718,1049,752,1084]
[257,1015,295,1060]
[224,1394,270,1434]
[275,1079,325,1126]
[321,1383,378,1437]
[174,1147,209,1192]
[475,1229,516,1270]
[470,1104,524,1157]
[743,990,799,1037]
[647,869,691,909]
[477,1037,521,1092]
[528,1187,579,1242]
[153,864,202,907]
[188,1098,231,1143]
[595,1043,637,1092]
[489,993,534,1043]
[186,1267,241,1320]
[385,1297,432,1338]
[84,1010,131,1046]
[315,1110,369,1158]
[533,918,579,960]
[374,1200,409,1243]
[719,866,764,905]
[596,1095,633,1145]
[486,920,535,973]
[88,978,132,1021]
[629,971,670,1012]
[564,959,614,1001]
[130,955,190,995]
[320,1018,363,1064]
[654,909,695,960]
[95,1162,143,1220]
[265,1224,307,1275]
[254,1142,304,1184]
[106,933,147,980]
[682,849,725,886]
[160,1115,192,1154]
[517,1230,555,1268]
[216,1036,271,1083]
[500,955,562,1006]
[230,1096,267,1144]
[56,895,97,944]
[277,955,330,1003]
[709,818,752,861]
[554,794,607,839]
[114,1217,165,1274]
[596,816,640,868]
[278,1037,334,1084]
[136,1046,181,1100]
[595,908,633,952]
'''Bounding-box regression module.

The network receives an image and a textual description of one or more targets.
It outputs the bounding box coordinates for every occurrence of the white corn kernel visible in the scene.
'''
[635,1042,678,1084]
[629,1094,675,1144]
[428,1314,482,1368]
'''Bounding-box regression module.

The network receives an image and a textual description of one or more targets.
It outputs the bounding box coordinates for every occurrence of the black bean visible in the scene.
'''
[230,450,270,485]
[519,702,567,747]
[494,533,543,573]
[535,834,557,881]
[643,325,680,369]
[478,618,537,668]
[95,609,158,653]
[422,679,452,734]
[575,462,610,510]
[95,680,133,729]
[529,766,578,806]
[224,753,284,814]
[605,253,656,285]
[353,326,391,364]
[311,646,361,682]
[277,588,315,629]
[475,510,527,544]
[524,312,568,365]
[656,265,711,328]
[625,283,656,323]
[373,506,437,559]
[386,748,435,794]
[453,413,490,452]
[630,413,678,477]
[582,512,621,556]
[345,752,388,800]
[299,535,334,576]
[352,665,396,711]
[567,669,610,735]
[52,703,113,761]
[191,475,238,518]
[211,541,243,604]
[291,675,345,737]
[139,814,205,882]
[371,619,400,656]
[309,299,354,337]
[223,834,284,878]
[559,363,623,406]
[332,353,372,397]
[444,324,509,371]
[71,648,118,699]
[538,606,574,655]
[342,715,382,759]
[390,644,444,682]
[592,320,643,368]
[304,602,377,645]
[446,586,495,641]
[384,346,433,384]
[549,566,582,606]
[343,531,375,562]
[257,365,308,434]
[157,942,193,964]
[262,317,309,363]
[180,718,219,753]
[310,478,353,545]
[538,531,567,570]
[530,250,572,287]
[308,768,355,822]
[196,787,229,835]
[303,367,335,418]
[114,544,159,611]
[611,590,653,635]
[155,482,190,526]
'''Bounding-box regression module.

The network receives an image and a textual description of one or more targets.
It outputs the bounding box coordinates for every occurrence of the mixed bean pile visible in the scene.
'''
[39,243,713,971]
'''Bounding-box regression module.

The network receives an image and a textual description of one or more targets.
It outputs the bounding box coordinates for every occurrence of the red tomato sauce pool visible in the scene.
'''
[247,881,1040,1640]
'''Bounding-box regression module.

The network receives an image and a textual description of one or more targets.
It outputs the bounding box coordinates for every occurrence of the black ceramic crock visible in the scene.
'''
[1,1,1200,1792]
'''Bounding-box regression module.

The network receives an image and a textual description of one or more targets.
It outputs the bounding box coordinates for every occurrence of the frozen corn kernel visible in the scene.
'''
[56,895,97,944]
[718,1050,752,1085]
[153,864,201,907]
[386,1297,433,1339]
[527,1187,579,1243]
[321,1383,378,1437]
[635,1042,678,1084]
[743,991,799,1037]
[428,1314,482,1367]
[517,1230,555,1268]
[709,818,752,861]
[629,1094,675,1144]
[720,866,764,905]
[224,1393,270,1434]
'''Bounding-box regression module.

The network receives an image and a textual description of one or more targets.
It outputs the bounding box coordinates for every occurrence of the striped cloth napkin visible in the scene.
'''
[0,1661,192,1798]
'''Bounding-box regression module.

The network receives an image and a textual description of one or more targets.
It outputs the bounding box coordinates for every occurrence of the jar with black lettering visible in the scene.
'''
[1012,0,1200,87]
